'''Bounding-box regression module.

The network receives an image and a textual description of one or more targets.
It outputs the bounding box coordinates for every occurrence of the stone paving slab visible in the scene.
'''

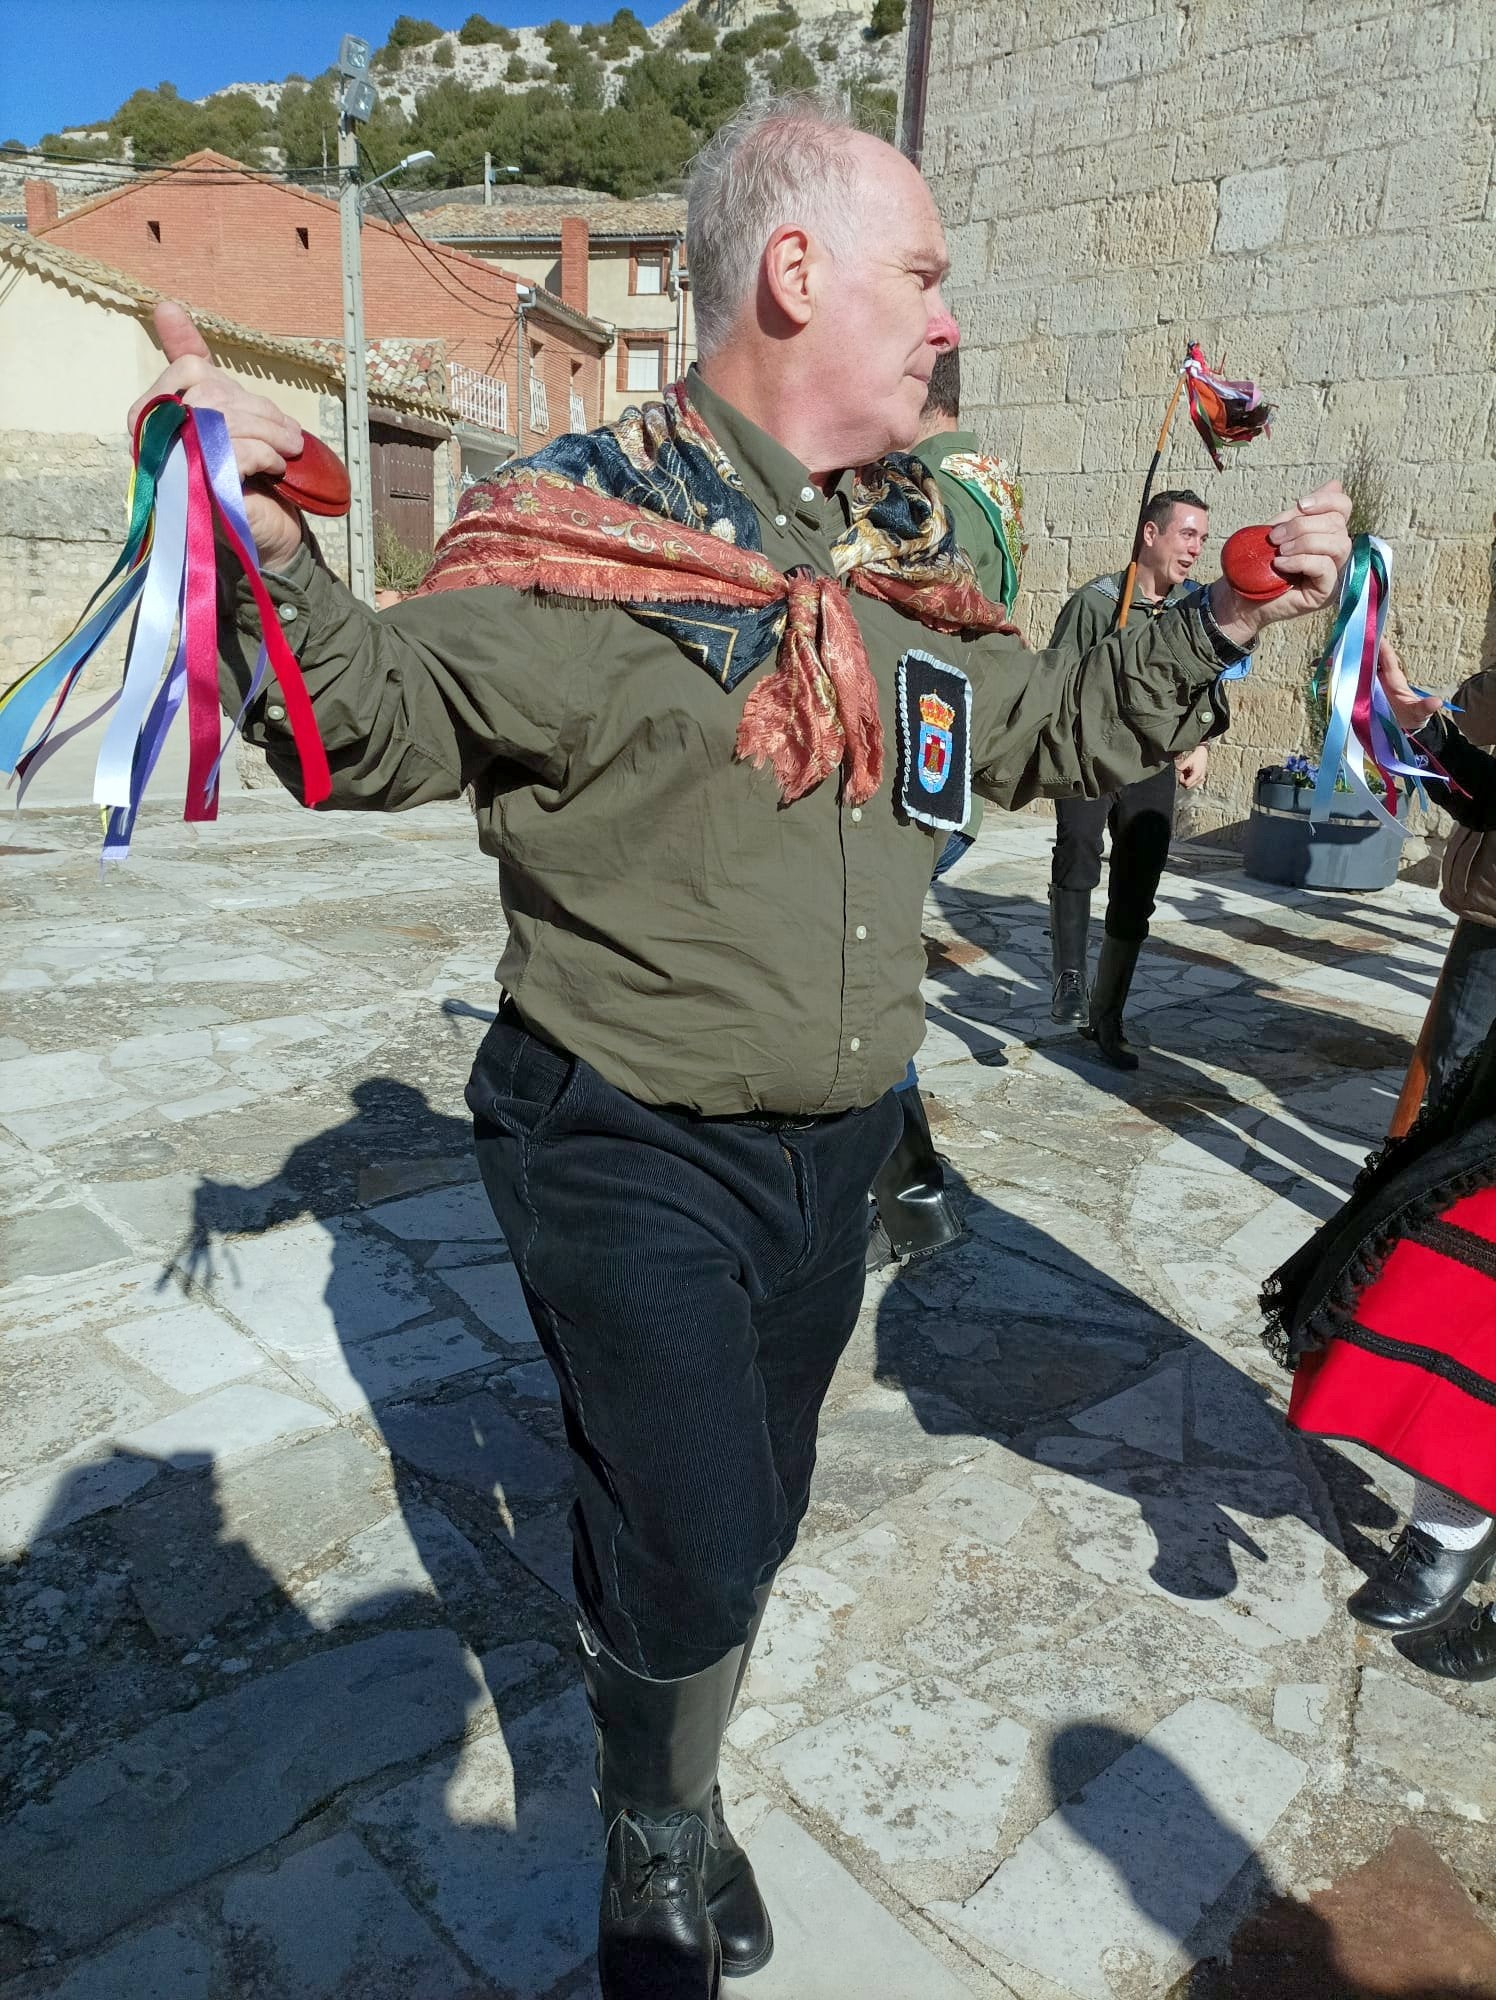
[0,1629,484,1948]
[4,796,1495,1998]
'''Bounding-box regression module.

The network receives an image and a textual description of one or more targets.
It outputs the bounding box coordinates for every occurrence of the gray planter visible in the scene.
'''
[1243,768,1405,891]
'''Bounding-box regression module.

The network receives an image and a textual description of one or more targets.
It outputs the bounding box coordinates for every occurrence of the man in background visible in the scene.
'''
[1047,490,1212,1068]
[870,348,1024,1262]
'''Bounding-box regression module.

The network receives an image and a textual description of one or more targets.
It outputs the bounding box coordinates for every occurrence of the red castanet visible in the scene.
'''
[270,433,352,517]
[1220,523,1290,603]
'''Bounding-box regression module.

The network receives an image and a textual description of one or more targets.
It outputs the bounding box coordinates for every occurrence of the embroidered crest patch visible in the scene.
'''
[895,651,972,832]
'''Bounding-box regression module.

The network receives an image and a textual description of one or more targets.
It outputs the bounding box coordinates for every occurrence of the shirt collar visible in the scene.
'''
[911,427,979,467]
[685,365,848,533]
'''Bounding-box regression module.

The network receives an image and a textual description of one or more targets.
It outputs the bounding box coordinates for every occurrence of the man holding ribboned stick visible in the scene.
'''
[134,97,1352,2000]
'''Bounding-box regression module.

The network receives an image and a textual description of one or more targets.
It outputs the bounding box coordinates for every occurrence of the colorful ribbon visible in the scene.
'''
[0,396,330,859]
[1310,534,1448,837]
[1184,344,1274,470]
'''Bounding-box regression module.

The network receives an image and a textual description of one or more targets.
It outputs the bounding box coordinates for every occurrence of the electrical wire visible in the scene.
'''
[5,146,340,182]
[356,139,526,325]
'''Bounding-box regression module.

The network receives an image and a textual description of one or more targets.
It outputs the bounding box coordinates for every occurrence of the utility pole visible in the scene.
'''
[515,284,532,453]
[337,120,375,605]
[335,36,378,604]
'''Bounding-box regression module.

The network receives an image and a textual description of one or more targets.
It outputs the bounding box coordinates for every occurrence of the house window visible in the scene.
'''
[147,220,161,242]
[529,368,550,434]
[625,340,663,393]
[632,253,663,296]
[296,226,310,250]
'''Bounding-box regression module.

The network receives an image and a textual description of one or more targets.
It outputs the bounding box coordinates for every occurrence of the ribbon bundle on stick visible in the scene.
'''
[0,396,330,860]
[1311,533,1449,837]
[1183,343,1274,469]
[1117,342,1274,629]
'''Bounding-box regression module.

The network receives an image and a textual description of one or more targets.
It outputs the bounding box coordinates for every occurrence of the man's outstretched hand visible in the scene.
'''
[1208,481,1354,647]
[128,301,306,571]
[1376,634,1442,735]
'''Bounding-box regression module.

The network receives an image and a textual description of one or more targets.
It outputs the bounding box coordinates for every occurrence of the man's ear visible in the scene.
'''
[761,225,815,330]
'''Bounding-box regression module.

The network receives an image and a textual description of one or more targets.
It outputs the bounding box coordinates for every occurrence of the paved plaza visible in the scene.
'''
[1,792,1493,1999]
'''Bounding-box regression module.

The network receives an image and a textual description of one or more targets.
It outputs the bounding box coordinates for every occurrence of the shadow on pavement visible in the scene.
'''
[0,1079,598,1998]
[874,1166,1396,1609]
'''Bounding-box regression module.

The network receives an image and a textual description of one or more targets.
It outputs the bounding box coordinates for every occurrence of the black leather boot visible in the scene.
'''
[1400,1603,1496,1680]
[708,1583,774,1977]
[868,1089,962,1263]
[1346,1520,1496,1634]
[580,1627,741,1999]
[1081,933,1142,1070]
[1048,886,1091,1023]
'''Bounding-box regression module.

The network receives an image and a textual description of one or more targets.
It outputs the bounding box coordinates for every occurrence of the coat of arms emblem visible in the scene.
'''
[917,692,956,793]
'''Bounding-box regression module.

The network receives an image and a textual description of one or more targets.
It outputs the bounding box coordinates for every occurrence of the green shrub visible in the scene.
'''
[816,36,837,62]
[374,522,434,594]
[458,13,517,46]
[432,40,455,68]
[666,12,718,53]
[868,0,906,35]
[505,52,528,81]
[849,79,897,138]
[388,15,443,48]
[768,45,817,90]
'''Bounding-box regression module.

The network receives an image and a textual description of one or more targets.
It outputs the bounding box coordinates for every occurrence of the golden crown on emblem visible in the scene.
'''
[919,693,956,731]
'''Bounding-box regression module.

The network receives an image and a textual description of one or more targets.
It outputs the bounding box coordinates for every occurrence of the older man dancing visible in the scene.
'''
[137,97,1351,2000]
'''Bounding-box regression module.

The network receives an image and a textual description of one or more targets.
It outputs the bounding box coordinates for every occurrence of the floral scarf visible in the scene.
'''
[419,382,1014,806]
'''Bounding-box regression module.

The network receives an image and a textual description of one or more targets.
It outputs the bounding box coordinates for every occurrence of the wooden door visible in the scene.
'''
[370,425,435,553]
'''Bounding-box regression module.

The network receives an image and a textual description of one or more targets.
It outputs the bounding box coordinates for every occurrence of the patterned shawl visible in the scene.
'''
[419,381,1015,806]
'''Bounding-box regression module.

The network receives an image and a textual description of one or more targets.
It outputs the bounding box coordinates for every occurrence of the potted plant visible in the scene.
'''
[1243,430,1406,893]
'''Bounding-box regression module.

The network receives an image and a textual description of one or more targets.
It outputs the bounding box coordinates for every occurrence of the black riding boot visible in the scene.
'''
[707,1583,775,1977]
[580,1627,742,1999]
[1081,933,1142,1070]
[869,1088,962,1263]
[1048,887,1091,1023]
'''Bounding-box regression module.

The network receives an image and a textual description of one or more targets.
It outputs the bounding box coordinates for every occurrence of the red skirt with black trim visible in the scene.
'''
[1287,1185,1496,1515]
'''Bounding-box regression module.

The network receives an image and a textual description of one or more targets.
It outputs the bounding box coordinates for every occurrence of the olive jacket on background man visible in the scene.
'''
[219,371,1238,1117]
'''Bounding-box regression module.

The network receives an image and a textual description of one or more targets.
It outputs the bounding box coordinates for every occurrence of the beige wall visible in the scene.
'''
[922,0,1496,840]
[0,267,352,691]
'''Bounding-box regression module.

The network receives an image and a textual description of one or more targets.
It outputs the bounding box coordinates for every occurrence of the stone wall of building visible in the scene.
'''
[921,0,1495,839]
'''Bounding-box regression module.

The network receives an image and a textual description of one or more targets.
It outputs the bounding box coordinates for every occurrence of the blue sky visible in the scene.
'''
[0,2,682,146]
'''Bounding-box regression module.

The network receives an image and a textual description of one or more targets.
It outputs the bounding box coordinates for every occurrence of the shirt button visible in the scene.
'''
[266,703,286,722]
[849,1036,861,1052]
[855,925,868,940]
[850,807,862,823]
[278,603,298,624]
[773,513,787,528]
[799,485,816,503]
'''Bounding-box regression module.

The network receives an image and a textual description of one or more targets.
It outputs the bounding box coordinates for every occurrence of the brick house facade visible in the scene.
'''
[35,151,612,460]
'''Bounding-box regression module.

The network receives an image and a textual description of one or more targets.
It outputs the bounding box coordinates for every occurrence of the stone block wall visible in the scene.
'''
[922,0,1496,837]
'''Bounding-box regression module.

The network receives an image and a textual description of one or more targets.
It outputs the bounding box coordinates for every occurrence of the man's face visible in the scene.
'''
[1144,504,1209,587]
[804,136,960,461]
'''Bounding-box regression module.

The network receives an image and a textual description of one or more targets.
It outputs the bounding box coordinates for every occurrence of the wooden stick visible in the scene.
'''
[1117,367,1189,630]
[1387,971,1442,1139]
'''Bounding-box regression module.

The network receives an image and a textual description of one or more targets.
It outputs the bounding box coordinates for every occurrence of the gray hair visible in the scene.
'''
[685,95,864,358]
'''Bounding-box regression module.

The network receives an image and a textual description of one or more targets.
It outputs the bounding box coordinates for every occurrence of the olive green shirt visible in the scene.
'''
[908,427,1014,608]
[222,371,1229,1116]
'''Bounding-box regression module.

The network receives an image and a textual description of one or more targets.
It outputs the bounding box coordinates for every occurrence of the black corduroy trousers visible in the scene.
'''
[468,1005,902,1679]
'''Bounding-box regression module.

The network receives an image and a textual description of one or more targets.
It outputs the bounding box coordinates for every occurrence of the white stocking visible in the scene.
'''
[1409,1480,1493,1551]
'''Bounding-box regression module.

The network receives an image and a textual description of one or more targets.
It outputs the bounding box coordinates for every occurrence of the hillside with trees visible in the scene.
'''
[9,4,905,201]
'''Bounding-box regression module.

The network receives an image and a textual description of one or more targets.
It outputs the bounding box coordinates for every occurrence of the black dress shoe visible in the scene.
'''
[1399,1604,1496,1681]
[1347,1521,1496,1634]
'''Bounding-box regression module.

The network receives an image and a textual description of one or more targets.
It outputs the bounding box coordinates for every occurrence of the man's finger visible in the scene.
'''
[154,299,212,365]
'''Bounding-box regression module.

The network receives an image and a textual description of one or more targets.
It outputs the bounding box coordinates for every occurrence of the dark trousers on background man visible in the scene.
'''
[1049,761,1177,1069]
[1052,761,1177,941]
